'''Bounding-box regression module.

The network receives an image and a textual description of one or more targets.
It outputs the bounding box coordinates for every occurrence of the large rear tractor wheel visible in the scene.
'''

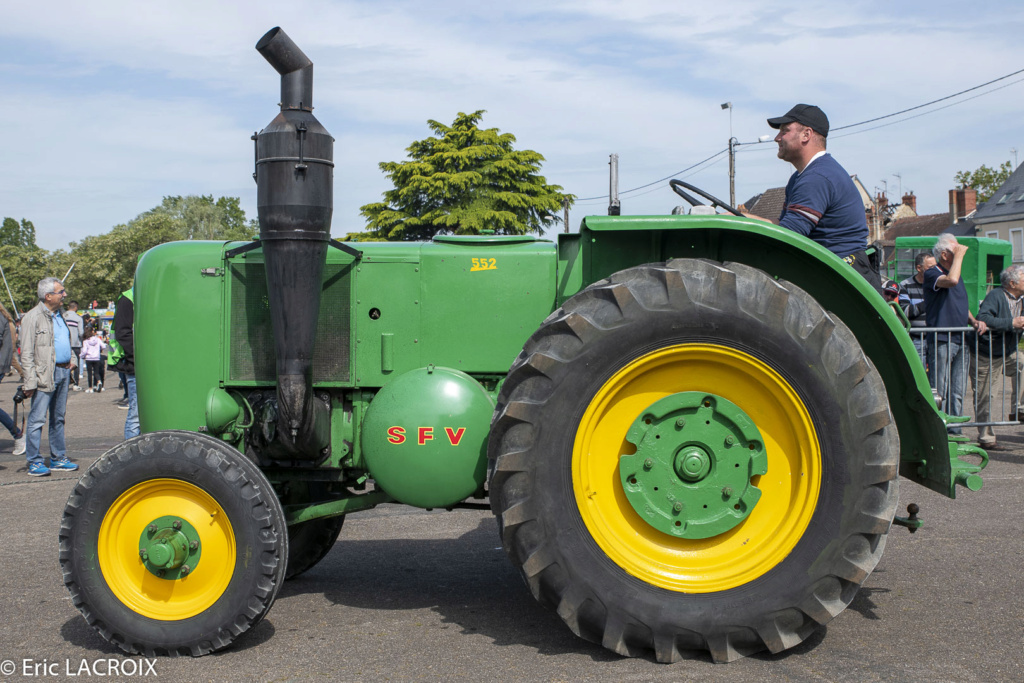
[488,259,900,662]
[60,431,288,656]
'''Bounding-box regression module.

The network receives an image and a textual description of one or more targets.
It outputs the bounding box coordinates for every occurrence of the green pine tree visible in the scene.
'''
[359,111,572,240]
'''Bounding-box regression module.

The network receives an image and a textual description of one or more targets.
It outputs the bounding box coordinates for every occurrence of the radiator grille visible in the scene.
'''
[228,261,352,382]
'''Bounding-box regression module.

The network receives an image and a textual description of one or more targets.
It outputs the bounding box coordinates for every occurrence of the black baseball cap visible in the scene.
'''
[767,104,829,137]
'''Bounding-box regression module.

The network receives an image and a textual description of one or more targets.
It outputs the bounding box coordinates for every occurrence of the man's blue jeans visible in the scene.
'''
[935,338,966,427]
[125,374,140,439]
[0,376,17,437]
[910,331,935,388]
[26,366,69,466]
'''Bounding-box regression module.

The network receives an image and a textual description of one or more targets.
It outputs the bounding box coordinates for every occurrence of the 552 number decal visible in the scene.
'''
[470,257,497,272]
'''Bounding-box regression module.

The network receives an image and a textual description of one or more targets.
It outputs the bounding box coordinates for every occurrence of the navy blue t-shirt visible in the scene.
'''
[778,153,869,258]
[923,264,969,340]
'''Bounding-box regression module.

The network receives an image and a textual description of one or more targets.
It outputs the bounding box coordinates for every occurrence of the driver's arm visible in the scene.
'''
[777,171,830,237]
[741,211,771,222]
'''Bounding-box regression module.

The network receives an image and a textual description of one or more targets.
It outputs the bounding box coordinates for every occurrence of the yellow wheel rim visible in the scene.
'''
[572,344,821,593]
[98,478,236,620]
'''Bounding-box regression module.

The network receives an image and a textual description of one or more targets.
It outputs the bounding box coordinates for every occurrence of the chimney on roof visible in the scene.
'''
[949,187,978,223]
[902,191,916,212]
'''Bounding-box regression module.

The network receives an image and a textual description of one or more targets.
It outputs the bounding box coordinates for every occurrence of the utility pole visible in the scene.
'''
[608,154,621,216]
[725,134,771,209]
[728,137,737,207]
[1012,147,1019,170]
[563,197,570,233]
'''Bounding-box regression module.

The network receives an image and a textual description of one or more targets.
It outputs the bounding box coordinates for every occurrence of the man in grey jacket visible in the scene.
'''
[972,264,1024,450]
[20,277,79,476]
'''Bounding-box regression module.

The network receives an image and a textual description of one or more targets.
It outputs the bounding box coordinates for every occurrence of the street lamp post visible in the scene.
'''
[721,102,734,206]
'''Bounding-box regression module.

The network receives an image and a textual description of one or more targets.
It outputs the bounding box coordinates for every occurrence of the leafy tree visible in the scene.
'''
[20,219,36,248]
[59,195,255,305]
[65,213,181,306]
[148,195,258,241]
[360,111,572,240]
[0,244,50,313]
[0,194,257,309]
[0,217,38,248]
[954,161,1013,203]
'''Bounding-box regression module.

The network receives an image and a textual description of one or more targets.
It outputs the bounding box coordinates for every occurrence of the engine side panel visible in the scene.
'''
[135,241,227,434]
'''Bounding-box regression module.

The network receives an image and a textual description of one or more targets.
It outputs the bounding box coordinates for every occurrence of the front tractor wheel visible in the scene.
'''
[60,431,288,656]
[488,259,900,662]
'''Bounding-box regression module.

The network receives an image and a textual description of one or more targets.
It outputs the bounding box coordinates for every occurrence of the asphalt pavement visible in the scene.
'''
[0,385,1022,682]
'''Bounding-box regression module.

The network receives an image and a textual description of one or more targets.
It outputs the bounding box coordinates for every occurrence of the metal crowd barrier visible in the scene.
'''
[908,325,1023,430]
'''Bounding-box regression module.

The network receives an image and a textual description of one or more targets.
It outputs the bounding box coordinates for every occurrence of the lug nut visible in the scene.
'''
[673,502,683,513]
[139,550,148,561]
[172,520,182,530]
[724,436,735,446]
[675,418,686,429]
[643,458,654,470]
[180,565,191,576]
[156,569,165,578]
[722,486,733,499]
[189,541,199,551]
[147,524,157,534]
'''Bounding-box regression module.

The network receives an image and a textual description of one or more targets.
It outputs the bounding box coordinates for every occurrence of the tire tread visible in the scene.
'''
[489,259,900,662]
[59,431,287,658]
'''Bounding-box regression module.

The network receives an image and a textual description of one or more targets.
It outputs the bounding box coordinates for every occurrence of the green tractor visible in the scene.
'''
[887,235,1011,312]
[59,28,986,663]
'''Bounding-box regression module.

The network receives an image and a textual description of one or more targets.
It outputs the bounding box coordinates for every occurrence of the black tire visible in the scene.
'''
[488,259,900,663]
[285,515,345,579]
[60,431,288,657]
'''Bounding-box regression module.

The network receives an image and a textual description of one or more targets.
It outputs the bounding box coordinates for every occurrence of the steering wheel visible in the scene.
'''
[669,179,743,216]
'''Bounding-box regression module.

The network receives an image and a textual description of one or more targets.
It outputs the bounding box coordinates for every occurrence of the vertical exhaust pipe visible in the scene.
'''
[254,27,333,455]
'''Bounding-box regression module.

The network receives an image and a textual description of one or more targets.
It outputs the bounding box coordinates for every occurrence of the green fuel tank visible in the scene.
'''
[360,366,494,508]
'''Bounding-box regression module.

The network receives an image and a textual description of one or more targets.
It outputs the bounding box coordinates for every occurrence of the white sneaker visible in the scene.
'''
[13,435,26,455]
[71,385,82,392]
[96,382,103,393]
[86,389,93,393]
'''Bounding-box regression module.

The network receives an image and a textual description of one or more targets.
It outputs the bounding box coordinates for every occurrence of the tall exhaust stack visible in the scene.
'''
[254,27,333,455]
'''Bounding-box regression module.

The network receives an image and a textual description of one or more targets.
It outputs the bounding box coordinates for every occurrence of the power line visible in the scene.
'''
[832,66,1024,131]
[575,155,732,206]
[832,76,1024,139]
[577,148,729,201]
[571,66,1024,202]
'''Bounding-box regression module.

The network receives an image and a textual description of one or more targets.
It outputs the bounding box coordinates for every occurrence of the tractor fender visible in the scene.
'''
[576,215,977,497]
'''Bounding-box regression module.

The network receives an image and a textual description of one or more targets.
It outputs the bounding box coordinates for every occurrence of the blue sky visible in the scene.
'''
[2,0,1022,250]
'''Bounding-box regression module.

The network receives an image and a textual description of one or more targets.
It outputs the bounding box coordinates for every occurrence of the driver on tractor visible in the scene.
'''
[743,104,881,292]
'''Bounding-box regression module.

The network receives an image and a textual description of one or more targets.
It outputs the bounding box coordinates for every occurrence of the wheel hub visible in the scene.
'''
[138,516,202,579]
[675,446,712,482]
[619,392,768,539]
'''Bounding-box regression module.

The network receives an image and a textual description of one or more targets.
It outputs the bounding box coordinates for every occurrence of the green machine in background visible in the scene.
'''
[886,236,1012,311]
[59,28,988,666]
